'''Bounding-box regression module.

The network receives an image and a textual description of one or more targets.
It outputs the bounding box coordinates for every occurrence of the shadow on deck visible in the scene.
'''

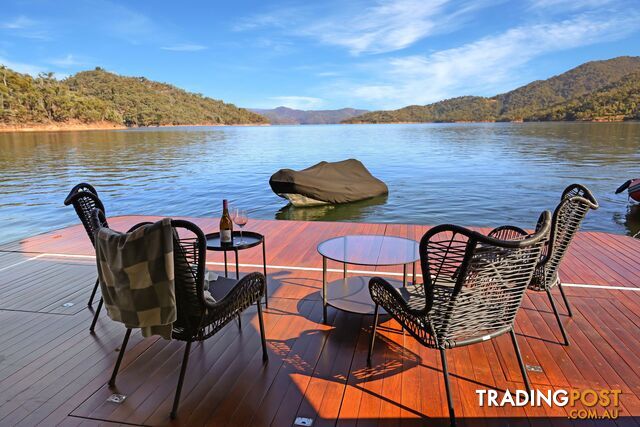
[1,216,639,426]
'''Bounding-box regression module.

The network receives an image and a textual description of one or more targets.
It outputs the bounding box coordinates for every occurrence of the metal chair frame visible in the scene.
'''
[490,184,598,345]
[63,183,107,331]
[90,210,268,419]
[368,212,551,425]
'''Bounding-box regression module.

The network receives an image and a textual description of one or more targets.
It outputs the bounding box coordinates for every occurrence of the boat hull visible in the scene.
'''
[630,179,640,202]
[278,193,329,207]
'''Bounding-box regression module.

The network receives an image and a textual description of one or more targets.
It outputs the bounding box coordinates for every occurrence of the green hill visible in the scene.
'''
[0,67,118,125]
[530,71,640,121]
[343,96,496,123]
[0,66,267,128]
[345,56,640,124]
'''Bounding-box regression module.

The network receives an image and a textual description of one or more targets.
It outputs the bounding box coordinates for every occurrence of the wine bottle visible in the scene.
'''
[219,199,233,244]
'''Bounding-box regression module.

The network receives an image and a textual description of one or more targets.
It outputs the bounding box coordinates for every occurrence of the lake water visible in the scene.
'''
[1,122,639,244]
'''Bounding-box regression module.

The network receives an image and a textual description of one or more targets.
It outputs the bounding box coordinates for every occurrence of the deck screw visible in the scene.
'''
[107,394,126,404]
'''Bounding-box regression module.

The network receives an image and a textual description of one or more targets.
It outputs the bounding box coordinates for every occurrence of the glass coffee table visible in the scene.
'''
[317,235,420,323]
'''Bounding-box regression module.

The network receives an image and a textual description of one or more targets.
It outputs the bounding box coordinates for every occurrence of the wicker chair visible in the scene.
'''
[90,209,268,419]
[64,183,108,331]
[368,212,551,426]
[490,184,599,346]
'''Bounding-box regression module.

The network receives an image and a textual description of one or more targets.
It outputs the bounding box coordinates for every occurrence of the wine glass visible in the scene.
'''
[233,208,248,243]
[229,203,237,223]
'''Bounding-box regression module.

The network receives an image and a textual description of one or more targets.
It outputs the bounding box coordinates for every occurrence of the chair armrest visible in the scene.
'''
[488,225,528,241]
[369,276,422,315]
[127,222,154,233]
[204,272,265,314]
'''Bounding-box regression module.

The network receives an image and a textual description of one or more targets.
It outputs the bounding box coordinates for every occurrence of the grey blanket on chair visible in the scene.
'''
[95,218,176,340]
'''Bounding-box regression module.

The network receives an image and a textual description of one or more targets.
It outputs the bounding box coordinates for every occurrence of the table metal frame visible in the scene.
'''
[206,231,268,307]
[320,246,418,323]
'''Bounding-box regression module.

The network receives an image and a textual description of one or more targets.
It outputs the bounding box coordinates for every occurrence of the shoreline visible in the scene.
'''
[343,118,639,125]
[1,120,636,132]
[0,122,127,133]
[0,122,270,133]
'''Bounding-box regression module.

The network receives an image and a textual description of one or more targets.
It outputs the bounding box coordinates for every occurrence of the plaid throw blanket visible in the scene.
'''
[95,218,176,340]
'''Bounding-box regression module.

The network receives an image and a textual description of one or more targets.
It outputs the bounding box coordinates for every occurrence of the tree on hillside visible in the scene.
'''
[0,65,268,127]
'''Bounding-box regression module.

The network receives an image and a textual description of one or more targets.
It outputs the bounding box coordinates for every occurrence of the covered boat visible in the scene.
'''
[616,178,640,202]
[269,159,388,207]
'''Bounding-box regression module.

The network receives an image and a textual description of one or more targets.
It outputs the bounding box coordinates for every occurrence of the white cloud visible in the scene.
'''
[1,16,37,30]
[48,54,84,68]
[528,0,616,11]
[268,96,325,110]
[302,0,450,55]
[93,1,156,43]
[235,0,497,55]
[233,13,289,32]
[161,44,207,52]
[0,16,51,40]
[334,12,640,108]
[0,56,45,75]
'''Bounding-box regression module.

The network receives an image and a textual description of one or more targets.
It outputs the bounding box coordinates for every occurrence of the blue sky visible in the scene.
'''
[1,0,639,110]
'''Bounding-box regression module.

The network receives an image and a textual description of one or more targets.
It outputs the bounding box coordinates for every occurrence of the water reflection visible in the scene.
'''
[275,195,388,221]
[1,123,639,244]
[613,204,640,237]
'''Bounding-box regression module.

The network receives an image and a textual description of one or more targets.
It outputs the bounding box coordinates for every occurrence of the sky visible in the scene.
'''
[1,0,639,110]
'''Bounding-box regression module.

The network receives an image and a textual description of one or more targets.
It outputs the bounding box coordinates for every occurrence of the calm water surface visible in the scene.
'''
[1,122,639,244]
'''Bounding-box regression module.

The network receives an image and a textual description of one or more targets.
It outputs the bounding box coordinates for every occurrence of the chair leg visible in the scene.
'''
[170,341,192,419]
[558,283,573,317]
[547,289,570,346]
[510,329,531,393]
[109,328,131,387]
[88,277,99,306]
[257,301,268,361]
[367,304,379,367]
[439,348,456,426]
[89,297,103,333]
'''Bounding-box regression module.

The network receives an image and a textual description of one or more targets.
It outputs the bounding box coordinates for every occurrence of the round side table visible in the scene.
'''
[206,231,268,306]
[317,234,419,323]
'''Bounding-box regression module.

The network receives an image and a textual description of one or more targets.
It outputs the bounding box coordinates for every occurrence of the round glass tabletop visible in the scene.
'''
[317,234,419,266]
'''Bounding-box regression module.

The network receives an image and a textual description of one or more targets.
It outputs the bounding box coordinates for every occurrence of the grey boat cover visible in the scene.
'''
[269,159,388,204]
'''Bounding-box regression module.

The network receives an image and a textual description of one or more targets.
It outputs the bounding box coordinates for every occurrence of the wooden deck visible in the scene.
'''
[1,215,639,426]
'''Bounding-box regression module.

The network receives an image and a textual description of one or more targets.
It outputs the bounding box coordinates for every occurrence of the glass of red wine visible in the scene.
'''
[233,208,248,244]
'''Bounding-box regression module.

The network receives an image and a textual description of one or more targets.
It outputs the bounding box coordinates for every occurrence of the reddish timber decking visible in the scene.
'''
[0,215,639,426]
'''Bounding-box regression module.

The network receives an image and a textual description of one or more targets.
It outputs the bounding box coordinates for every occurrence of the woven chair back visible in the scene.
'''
[419,212,551,344]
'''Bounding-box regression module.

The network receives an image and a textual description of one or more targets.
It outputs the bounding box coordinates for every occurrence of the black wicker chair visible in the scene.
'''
[368,212,551,426]
[64,183,108,330]
[491,184,599,346]
[90,209,268,419]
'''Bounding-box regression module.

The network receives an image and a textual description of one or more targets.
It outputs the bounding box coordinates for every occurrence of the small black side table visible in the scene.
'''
[205,231,268,306]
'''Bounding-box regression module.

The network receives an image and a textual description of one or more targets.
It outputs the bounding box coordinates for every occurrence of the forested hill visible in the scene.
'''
[344,56,640,123]
[346,96,497,123]
[0,66,267,128]
[250,106,369,124]
[528,71,640,121]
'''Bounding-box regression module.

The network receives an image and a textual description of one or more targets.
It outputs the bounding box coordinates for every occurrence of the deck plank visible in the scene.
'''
[0,215,639,425]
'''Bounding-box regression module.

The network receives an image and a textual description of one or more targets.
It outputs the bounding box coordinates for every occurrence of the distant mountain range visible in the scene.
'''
[344,56,640,123]
[250,106,368,124]
[0,66,267,129]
